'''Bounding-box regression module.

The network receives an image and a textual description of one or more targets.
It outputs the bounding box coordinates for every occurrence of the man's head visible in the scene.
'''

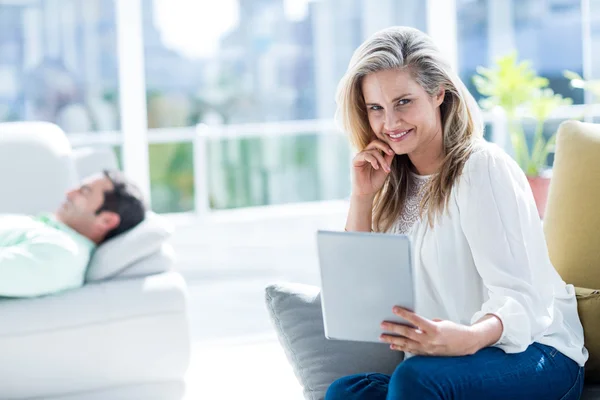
[55,170,146,244]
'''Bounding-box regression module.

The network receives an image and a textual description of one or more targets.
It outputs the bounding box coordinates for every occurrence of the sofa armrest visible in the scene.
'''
[0,271,187,337]
[0,272,191,399]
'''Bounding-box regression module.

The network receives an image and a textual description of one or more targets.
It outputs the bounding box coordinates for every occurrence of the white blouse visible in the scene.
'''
[390,140,588,366]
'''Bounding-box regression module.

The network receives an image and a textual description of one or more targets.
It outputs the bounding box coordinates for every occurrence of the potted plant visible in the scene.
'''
[473,52,573,218]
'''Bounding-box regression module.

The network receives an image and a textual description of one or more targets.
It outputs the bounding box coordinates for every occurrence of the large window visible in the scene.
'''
[5,1,597,214]
[143,0,427,213]
[0,0,120,133]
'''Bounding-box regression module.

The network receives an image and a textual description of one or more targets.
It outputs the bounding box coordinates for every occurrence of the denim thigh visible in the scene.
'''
[387,343,583,400]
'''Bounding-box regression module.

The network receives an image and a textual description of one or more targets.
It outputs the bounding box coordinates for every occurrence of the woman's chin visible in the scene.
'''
[389,142,413,155]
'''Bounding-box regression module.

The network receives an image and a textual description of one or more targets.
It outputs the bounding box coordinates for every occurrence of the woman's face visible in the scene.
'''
[362,68,444,156]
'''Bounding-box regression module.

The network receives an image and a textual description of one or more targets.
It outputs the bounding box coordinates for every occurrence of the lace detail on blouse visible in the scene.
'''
[391,175,431,234]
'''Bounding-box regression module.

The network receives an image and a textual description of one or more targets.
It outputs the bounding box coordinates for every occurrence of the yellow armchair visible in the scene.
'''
[544,120,600,382]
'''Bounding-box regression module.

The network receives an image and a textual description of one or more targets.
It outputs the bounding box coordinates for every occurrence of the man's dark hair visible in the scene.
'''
[96,169,147,243]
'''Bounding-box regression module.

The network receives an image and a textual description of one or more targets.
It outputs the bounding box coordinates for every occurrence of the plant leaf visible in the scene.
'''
[564,70,583,81]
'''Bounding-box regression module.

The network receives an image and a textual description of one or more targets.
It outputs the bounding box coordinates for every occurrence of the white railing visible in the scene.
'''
[68,103,600,217]
[192,119,343,216]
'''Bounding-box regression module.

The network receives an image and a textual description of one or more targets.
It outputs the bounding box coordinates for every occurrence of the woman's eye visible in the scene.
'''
[369,105,383,111]
[396,99,411,106]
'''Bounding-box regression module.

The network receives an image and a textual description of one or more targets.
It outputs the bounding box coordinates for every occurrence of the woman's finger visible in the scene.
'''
[380,322,422,342]
[359,153,379,170]
[366,149,390,172]
[394,339,429,355]
[384,149,396,165]
[365,140,395,156]
[393,307,437,332]
[380,334,422,349]
[395,344,427,355]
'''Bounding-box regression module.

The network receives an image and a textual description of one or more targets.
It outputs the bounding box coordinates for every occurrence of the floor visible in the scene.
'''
[168,201,349,399]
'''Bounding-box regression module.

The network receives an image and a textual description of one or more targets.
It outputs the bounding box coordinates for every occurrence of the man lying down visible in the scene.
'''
[0,170,146,297]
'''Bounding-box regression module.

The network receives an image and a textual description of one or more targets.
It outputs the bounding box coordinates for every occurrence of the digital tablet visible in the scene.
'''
[316,230,415,343]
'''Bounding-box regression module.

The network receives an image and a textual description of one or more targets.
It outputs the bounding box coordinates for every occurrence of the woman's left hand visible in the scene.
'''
[380,307,480,357]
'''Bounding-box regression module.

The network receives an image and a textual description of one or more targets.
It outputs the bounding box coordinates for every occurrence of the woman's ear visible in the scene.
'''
[434,87,445,107]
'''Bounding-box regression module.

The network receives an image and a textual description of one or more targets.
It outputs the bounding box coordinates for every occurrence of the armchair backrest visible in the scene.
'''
[544,120,600,289]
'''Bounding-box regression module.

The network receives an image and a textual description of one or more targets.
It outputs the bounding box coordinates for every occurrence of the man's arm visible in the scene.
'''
[0,239,87,297]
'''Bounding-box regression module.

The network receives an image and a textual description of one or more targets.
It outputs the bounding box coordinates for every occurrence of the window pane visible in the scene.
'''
[589,0,600,94]
[148,130,352,214]
[207,132,351,210]
[149,142,195,214]
[0,0,120,133]
[458,0,584,104]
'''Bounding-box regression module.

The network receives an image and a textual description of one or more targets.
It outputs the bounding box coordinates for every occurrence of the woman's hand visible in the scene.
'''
[351,139,395,198]
[379,307,481,357]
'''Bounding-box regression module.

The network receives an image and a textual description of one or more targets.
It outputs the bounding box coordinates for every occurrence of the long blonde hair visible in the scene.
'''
[335,26,484,232]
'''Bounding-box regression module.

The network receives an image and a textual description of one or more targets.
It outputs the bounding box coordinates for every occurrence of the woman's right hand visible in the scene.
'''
[351,139,395,198]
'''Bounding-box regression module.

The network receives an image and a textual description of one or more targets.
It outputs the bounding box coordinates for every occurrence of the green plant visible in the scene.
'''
[473,52,572,177]
[564,70,600,99]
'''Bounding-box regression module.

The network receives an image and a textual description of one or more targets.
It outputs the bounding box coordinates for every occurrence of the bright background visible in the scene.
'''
[3,0,600,216]
[1,0,599,398]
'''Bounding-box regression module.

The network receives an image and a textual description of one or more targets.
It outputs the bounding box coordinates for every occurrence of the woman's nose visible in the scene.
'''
[384,111,400,131]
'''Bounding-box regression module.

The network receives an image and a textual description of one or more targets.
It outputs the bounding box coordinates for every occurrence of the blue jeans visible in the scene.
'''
[325,343,584,400]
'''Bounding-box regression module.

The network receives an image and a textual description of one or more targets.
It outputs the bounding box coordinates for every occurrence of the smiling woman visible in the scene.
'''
[329,26,588,400]
[337,26,482,233]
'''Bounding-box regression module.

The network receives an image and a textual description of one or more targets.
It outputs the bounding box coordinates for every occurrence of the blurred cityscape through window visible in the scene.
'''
[0,0,120,132]
[0,0,598,213]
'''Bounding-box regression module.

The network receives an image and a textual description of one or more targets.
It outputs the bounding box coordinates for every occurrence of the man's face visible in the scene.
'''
[55,174,120,243]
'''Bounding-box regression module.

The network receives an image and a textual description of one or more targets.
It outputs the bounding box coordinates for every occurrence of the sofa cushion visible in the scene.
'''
[85,211,173,282]
[115,243,175,279]
[265,282,403,400]
[544,120,600,289]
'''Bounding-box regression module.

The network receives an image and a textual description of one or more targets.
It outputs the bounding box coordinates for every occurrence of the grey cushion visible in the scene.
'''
[85,212,173,282]
[265,282,404,400]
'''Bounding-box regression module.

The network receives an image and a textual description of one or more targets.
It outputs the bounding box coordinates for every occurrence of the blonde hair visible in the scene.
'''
[335,26,484,232]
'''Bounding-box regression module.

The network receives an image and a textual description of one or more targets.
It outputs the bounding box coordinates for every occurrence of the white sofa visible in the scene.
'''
[0,122,191,399]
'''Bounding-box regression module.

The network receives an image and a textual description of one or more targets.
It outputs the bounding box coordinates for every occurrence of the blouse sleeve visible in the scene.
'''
[457,147,553,353]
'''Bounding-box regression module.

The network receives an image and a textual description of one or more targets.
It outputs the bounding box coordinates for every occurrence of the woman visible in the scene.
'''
[326,26,587,400]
